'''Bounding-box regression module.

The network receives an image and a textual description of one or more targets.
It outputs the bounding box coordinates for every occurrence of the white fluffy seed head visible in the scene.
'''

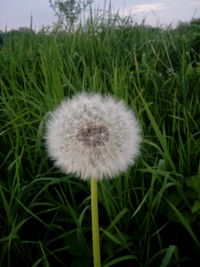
[45,92,141,180]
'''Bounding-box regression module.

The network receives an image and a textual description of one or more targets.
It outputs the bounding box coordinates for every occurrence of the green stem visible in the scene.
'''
[91,178,101,267]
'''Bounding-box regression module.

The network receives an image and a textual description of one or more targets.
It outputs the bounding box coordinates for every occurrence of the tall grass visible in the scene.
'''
[0,16,200,266]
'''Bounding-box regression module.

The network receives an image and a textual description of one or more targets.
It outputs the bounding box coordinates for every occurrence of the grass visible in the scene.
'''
[0,15,200,266]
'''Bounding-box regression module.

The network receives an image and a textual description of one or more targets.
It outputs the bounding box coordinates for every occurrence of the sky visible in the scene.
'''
[0,0,200,31]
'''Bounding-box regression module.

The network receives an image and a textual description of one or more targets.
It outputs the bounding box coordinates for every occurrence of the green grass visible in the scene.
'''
[0,16,200,266]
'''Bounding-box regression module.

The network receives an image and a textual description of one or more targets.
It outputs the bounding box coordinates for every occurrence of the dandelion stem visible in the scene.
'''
[91,178,101,267]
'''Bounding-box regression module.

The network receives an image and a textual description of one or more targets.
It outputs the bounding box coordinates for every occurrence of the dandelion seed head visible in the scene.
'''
[45,92,141,180]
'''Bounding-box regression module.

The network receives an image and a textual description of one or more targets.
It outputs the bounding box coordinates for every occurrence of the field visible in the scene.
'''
[0,16,200,266]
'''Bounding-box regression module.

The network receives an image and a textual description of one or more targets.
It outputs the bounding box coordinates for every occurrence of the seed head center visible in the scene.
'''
[77,122,109,147]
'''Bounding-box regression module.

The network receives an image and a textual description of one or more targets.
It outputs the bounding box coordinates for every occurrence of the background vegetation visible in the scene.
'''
[0,14,200,267]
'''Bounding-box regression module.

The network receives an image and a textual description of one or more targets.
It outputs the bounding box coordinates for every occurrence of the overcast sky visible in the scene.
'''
[0,0,200,31]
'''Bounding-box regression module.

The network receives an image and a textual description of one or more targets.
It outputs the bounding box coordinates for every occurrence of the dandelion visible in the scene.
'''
[45,92,141,180]
[45,92,141,267]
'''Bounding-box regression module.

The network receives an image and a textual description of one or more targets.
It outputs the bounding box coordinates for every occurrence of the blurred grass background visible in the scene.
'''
[0,14,200,267]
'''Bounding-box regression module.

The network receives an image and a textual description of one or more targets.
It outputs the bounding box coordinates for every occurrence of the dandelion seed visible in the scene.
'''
[45,92,141,180]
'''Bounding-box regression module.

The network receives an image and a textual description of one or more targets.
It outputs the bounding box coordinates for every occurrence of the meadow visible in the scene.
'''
[0,16,200,266]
